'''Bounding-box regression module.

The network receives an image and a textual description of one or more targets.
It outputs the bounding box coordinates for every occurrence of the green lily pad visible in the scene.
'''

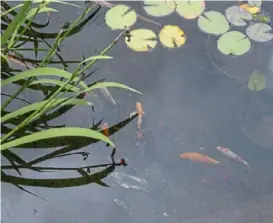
[125,29,157,52]
[217,31,251,56]
[105,5,137,30]
[225,5,252,26]
[197,11,230,35]
[248,0,262,7]
[176,0,205,20]
[246,23,273,42]
[142,0,176,17]
[248,70,266,91]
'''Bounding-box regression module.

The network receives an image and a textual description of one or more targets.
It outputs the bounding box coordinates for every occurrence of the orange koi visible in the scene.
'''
[136,102,145,131]
[179,152,220,165]
[100,122,110,137]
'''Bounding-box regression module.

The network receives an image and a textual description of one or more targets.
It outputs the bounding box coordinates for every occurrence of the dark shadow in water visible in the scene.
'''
[1,114,137,199]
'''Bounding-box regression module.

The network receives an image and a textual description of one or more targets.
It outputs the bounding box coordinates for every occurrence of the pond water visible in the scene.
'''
[2,1,273,223]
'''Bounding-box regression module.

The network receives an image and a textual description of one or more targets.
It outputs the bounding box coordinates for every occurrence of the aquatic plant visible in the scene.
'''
[1,1,141,197]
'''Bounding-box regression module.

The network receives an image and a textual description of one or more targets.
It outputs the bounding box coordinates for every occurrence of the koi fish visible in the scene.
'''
[136,102,145,131]
[100,122,110,137]
[99,87,117,106]
[179,152,220,164]
[216,146,249,168]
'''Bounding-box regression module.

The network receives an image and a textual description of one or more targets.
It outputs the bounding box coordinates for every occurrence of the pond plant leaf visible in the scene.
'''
[142,0,176,17]
[240,3,261,14]
[248,70,266,91]
[176,0,205,20]
[105,5,137,30]
[246,23,273,42]
[125,29,157,52]
[197,11,229,35]
[225,5,252,26]
[217,31,251,56]
[0,127,115,151]
[159,25,186,48]
[248,0,262,7]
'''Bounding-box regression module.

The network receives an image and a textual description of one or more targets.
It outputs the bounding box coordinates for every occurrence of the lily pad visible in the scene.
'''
[158,25,186,48]
[248,0,262,7]
[240,3,260,14]
[225,5,252,26]
[248,70,266,91]
[105,5,137,30]
[176,0,205,20]
[142,0,176,17]
[246,23,273,42]
[217,31,251,56]
[198,11,230,35]
[125,29,157,52]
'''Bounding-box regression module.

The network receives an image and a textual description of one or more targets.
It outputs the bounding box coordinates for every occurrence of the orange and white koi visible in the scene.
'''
[100,122,110,137]
[180,152,220,165]
[136,102,145,131]
[216,146,249,168]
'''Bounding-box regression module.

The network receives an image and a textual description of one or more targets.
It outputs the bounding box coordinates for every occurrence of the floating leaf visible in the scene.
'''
[217,31,251,56]
[225,5,252,26]
[0,127,115,151]
[142,0,176,17]
[159,25,186,48]
[176,0,205,19]
[240,3,260,14]
[125,29,157,52]
[248,70,266,91]
[246,23,273,42]
[105,5,137,30]
[197,11,229,35]
[248,0,262,7]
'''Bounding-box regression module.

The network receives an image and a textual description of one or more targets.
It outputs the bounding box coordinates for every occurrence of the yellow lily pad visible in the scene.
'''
[142,0,176,17]
[158,25,186,48]
[246,23,273,42]
[105,5,137,30]
[248,70,266,91]
[240,3,260,14]
[217,31,251,56]
[225,5,253,27]
[176,0,205,19]
[125,29,157,52]
[198,11,230,36]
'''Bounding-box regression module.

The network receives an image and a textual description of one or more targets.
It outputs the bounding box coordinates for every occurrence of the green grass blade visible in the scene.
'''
[79,55,113,66]
[29,79,81,92]
[1,98,91,123]
[0,127,115,150]
[0,4,24,17]
[1,1,31,46]
[1,67,88,89]
[85,82,142,95]
[33,0,81,8]
[26,7,58,20]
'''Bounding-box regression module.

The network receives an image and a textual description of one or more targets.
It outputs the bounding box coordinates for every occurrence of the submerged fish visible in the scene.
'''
[99,87,117,106]
[180,152,220,164]
[100,122,110,137]
[216,146,249,168]
[136,102,145,131]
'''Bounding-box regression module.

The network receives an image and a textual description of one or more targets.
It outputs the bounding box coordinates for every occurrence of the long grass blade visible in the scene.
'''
[1,1,32,46]
[1,127,115,150]
[1,98,91,123]
[1,67,87,89]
